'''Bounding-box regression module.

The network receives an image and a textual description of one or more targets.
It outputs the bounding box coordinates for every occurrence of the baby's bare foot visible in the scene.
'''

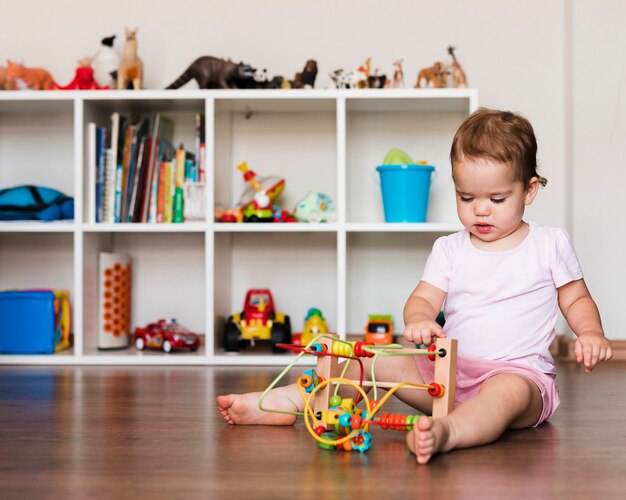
[406,415,451,464]
[216,391,299,425]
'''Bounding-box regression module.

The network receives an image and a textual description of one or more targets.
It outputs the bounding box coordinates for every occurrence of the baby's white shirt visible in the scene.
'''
[421,223,583,375]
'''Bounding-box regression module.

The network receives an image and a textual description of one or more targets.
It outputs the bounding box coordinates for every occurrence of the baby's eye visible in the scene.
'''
[460,196,473,203]
[491,198,506,204]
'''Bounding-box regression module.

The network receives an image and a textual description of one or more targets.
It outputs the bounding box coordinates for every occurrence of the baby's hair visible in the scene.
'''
[450,108,548,187]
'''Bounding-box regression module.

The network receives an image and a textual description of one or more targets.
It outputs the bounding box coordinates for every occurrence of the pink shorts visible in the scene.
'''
[415,354,560,427]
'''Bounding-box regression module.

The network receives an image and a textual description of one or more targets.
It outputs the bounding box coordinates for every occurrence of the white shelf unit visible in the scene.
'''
[0,88,477,366]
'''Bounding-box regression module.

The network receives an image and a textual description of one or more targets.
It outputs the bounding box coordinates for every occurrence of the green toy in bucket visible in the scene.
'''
[377,149,435,223]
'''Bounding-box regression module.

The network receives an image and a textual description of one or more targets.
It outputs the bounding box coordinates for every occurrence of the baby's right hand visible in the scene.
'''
[403,320,446,346]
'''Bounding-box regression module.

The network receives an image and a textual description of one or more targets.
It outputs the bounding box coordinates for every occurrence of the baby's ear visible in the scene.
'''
[524,176,541,205]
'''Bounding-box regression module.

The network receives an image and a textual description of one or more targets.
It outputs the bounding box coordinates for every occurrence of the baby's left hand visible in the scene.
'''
[574,333,613,373]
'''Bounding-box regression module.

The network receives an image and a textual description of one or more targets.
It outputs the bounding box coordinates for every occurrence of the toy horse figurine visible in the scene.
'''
[117,28,143,89]
[5,60,56,90]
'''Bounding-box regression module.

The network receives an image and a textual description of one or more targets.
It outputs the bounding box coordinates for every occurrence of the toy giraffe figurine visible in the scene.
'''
[392,59,405,88]
[117,28,143,89]
[447,46,468,88]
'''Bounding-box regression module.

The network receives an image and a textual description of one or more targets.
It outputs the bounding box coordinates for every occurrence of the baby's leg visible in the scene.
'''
[217,384,303,425]
[407,373,543,464]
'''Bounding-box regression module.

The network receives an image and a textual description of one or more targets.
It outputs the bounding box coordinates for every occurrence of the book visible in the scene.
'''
[195,113,206,183]
[95,127,106,223]
[87,122,97,224]
[114,163,123,223]
[172,148,186,223]
[156,161,166,223]
[126,135,147,222]
[122,117,148,222]
[119,122,134,222]
[102,148,115,223]
[163,161,173,223]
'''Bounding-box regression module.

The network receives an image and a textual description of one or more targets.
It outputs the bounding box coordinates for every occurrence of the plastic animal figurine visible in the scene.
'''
[447,46,468,88]
[91,35,120,87]
[4,60,55,90]
[166,56,256,89]
[415,61,447,88]
[292,59,318,89]
[0,65,7,90]
[54,59,109,90]
[368,69,387,89]
[117,28,143,90]
[392,59,405,88]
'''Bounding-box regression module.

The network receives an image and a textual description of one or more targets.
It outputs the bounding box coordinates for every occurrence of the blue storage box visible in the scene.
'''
[0,290,70,354]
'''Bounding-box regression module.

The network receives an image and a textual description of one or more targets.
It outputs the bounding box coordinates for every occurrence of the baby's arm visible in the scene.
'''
[403,281,447,345]
[557,279,613,372]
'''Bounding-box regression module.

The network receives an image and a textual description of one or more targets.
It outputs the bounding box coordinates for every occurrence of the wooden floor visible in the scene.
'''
[1,361,625,499]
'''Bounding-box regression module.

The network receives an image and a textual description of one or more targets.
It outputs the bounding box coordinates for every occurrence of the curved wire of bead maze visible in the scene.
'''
[258,334,458,452]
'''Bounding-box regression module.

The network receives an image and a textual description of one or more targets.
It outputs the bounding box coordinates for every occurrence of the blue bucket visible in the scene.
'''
[376,164,435,222]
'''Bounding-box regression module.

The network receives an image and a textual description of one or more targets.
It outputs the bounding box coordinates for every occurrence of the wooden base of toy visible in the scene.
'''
[312,335,457,428]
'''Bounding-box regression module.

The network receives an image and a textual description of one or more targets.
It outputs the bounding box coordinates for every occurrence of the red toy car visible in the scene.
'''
[134,319,200,353]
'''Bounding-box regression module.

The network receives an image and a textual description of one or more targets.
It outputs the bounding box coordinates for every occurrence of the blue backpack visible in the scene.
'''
[0,185,74,222]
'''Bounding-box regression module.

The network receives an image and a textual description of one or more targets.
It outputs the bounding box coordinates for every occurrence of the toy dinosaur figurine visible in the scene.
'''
[165,56,255,89]
[117,28,143,90]
[54,58,109,90]
[4,60,56,90]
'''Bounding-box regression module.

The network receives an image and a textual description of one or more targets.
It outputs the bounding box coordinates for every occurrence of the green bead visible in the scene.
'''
[329,395,342,407]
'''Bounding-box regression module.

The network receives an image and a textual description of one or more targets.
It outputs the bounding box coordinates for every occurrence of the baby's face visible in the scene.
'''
[452,157,538,246]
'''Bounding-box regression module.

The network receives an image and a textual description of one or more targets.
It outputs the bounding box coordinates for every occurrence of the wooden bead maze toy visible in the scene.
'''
[259,334,457,453]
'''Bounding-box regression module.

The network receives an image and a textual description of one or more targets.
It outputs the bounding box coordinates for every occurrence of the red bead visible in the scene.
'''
[370,400,378,411]
[314,425,326,436]
[427,343,437,361]
[351,415,362,430]
[428,382,445,397]
[353,342,363,357]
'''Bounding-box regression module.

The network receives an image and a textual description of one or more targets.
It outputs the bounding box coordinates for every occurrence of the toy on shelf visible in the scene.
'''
[223,289,292,353]
[368,69,387,89]
[260,335,457,453]
[134,318,199,353]
[294,192,336,223]
[415,61,446,88]
[117,28,143,90]
[98,252,131,349]
[392,59,405,88]
[291,59,318,89]
[0,65,7,90]
[237,161,285,222]
[364,314,394,345]
[447,46,468,88]
[166,56,255,89]
[54,58,109,90]
[91,35,120,88]
[295,308,330,347]
[4,60,55,90]
[0,289,70,354]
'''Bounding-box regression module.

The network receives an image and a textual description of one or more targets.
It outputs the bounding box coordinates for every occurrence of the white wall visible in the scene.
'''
[572,0,626,340]
[3,1,621,338]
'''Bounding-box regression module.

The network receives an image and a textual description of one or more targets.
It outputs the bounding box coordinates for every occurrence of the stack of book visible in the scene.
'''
[88,112,206,223]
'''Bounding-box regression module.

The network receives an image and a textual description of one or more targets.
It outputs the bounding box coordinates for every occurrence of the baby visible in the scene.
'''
[217,108,613,464]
